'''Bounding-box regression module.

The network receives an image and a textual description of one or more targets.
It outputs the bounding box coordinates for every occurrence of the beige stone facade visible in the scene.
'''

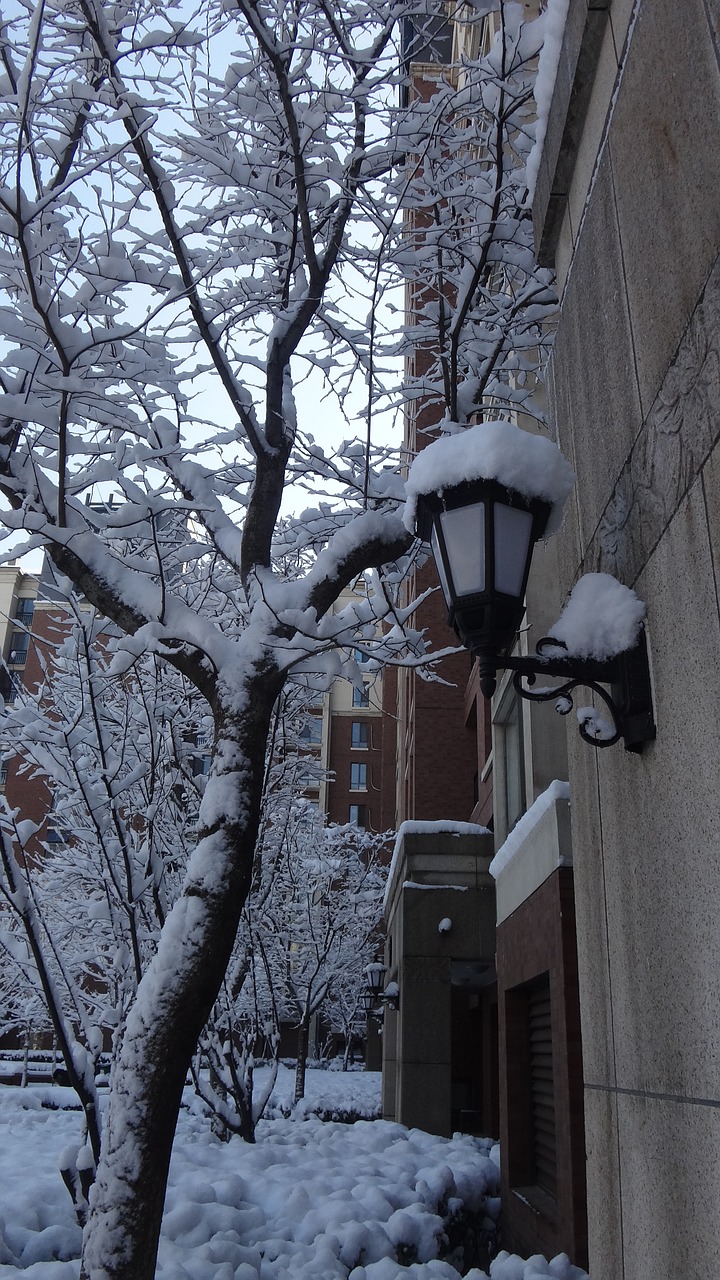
[382,825,497,1137]
[534,1,720,1275]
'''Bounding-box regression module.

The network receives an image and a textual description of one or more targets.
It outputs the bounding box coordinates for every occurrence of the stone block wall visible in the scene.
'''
[382,827,497,1137]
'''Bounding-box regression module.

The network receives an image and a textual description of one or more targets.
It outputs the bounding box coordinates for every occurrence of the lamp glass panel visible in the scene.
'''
[438,503,485,598]
[494,503,533,598]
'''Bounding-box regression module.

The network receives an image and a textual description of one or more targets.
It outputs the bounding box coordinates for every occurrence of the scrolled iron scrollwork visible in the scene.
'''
[511,667,622,747]
[486,631,655,753]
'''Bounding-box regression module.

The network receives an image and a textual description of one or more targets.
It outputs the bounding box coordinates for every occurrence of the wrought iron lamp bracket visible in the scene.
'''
[480,632,656,754]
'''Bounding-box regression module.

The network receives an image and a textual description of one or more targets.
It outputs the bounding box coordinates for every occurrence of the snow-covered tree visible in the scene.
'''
[0,597,332,1147]
[0,592,383,1148]
[191,805,387,1136]
[0,3,556,1275]
[269,813,387,1103]
[0,593,202,1217]
[320,954,375,1072]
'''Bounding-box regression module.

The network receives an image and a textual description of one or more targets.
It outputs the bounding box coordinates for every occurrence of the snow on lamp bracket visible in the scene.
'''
[415,476,656,754]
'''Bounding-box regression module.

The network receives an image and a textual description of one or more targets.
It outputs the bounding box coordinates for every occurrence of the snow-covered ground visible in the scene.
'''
[0,1067,589,1280]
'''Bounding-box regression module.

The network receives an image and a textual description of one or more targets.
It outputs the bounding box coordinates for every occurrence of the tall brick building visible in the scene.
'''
[318,586,397,835]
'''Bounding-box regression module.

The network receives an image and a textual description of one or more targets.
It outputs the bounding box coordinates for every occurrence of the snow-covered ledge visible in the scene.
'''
[383,820,493,918]
[531,0,611,266]
[490,781,572,926]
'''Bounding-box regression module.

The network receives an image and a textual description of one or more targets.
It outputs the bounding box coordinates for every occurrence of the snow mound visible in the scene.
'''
[546,573,646,661]
[0,1077,589,1280]
[482,1250,588,1279]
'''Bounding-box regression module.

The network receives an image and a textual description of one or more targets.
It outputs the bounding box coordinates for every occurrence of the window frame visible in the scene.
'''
[348,803,366,828]
[493,682,527,843]
[350,761,368,792]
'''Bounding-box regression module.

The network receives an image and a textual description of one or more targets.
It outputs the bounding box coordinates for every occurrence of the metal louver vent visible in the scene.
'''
[528,982,556,1197]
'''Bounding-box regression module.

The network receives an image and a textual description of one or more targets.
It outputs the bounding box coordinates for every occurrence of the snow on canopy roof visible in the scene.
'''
[404,420,574,537]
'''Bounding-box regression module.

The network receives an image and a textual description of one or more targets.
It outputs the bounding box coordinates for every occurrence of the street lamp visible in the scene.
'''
[415,477,551,697]
[412,461,655,752]
[363,963,400,1011]
[364,963,388,999]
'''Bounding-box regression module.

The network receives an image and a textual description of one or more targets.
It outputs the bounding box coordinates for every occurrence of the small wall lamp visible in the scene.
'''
[415,476,656,753]
[363,963,399,1011]
[382,981,400,1011]
[360,991,377,1014]
[364,963,388,998]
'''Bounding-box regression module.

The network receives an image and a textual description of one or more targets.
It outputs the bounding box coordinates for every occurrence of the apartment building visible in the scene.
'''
[319,623,396,834]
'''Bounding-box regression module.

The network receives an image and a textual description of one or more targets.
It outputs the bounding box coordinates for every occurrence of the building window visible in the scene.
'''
[351,721,369,749]
[494,687,526,841]
[354,647,370,664]
[299,716,323,745]
[5,672,23,703]
[349,804,366,828]
[14,599,34,626]
[352,683,370,708]
[7,631,29,666]
[350,762,367,791]
[298,801,321,831]
[503,696,524,830]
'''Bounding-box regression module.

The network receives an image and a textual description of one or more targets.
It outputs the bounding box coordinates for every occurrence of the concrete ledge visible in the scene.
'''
[385,824,495,928]
[533,0,611,267]
[494,794,572,925]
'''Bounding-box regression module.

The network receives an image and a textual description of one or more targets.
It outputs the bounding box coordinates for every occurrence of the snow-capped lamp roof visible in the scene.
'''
[404,420,575,538]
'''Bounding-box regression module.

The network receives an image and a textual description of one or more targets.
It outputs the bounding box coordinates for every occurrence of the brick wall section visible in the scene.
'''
[325,711,386,834]
[399,68,489,830]
[378,665,398,833]
[496,867,587,1269]
[4,605,71,863]
[399,559,478,824]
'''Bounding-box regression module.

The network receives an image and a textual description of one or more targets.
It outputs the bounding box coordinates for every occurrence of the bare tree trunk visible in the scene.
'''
[21,1030,29,1089]
[294,1014,310,1105]
[79,669,283,1280]
[207,1056,232,1144]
